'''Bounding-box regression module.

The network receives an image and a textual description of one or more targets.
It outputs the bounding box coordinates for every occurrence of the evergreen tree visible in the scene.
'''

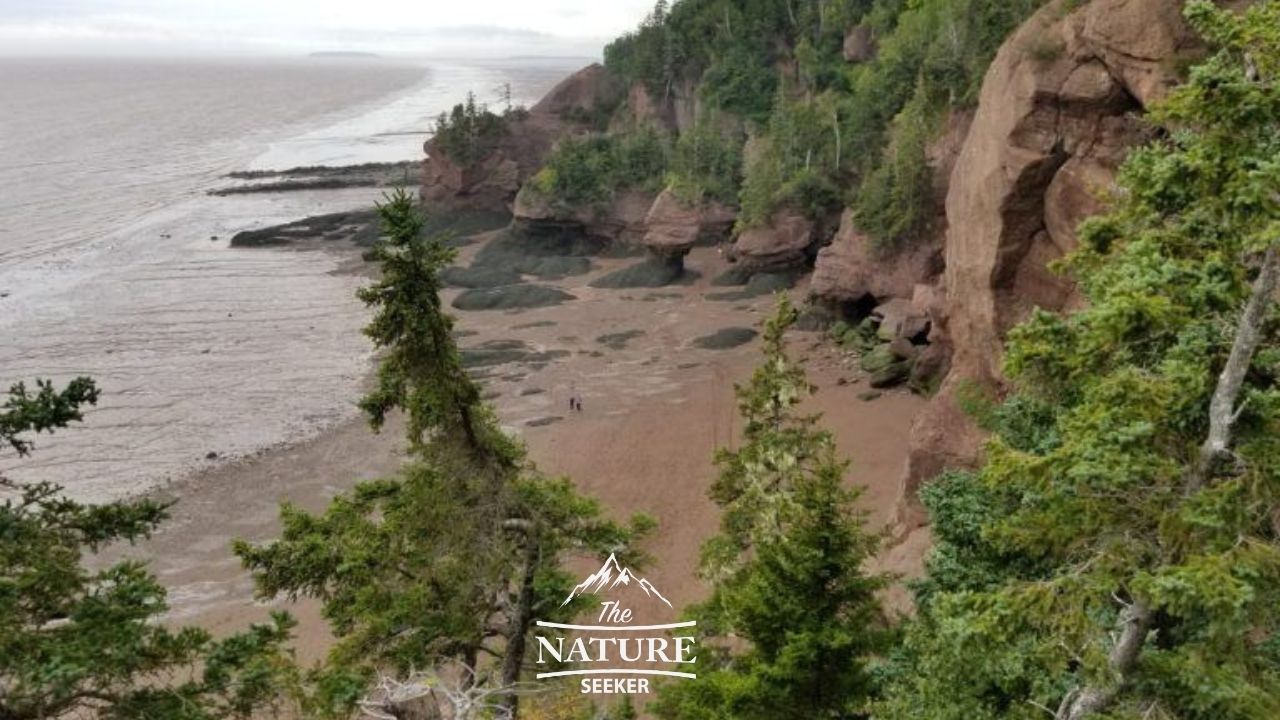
[236,191,653,718]
[880,4,1280,719]
[356,187,517,469]
[653,297,890,720]
[1,378,296,720]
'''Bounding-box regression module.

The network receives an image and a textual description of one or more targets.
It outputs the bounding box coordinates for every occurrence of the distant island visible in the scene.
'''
[309,51,380,59]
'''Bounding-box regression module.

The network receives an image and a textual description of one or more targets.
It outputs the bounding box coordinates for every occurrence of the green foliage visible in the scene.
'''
[881,4,1280,718]
[605,0,1046,240]
[738,87,848,227]
[699,42,778,125]
[854,84,939,251]
[432,91,509,165]
[531,127,670,207]
[653,297,890,720]
[0,377,98,457]
[603,0,679,98]
[667,122,744,205]
[0,380,295,720]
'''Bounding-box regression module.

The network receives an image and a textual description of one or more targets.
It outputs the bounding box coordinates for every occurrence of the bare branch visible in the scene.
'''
[1054,600,1153,720]
[358,662,542,720]
[1186,243,1280,494]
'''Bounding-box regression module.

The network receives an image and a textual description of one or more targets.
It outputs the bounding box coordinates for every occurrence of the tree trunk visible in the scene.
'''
[1054,600,1152,720]
[1186,243,1279,493]
[498,535,540,717]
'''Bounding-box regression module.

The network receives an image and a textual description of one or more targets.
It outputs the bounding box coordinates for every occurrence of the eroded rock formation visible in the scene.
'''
[811,211,944,315]
[897,0,1201,530]
[641,189,736,270]
[729,212,816,274]
[421,64,624,213]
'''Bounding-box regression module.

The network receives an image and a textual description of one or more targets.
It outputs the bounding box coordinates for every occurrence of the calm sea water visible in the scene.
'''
[0,56,583,500]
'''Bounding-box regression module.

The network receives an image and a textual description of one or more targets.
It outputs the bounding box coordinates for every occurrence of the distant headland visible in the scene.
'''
[309,51,381,59]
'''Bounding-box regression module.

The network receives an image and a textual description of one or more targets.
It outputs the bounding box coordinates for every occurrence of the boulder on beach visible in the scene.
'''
[460,339,571,368]
[451,285,576,311]
[461,228,597,280]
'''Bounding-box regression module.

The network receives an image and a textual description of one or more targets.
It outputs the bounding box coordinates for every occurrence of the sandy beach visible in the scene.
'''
[100,231,928,664]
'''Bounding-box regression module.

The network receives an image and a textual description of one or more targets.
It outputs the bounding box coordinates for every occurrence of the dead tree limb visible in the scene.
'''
[1186,243,1280,494]
[1054,599,1153,720]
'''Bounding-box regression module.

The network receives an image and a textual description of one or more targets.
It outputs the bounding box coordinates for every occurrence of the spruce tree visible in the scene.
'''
[653,297,890,720]
[880,4,1280,719]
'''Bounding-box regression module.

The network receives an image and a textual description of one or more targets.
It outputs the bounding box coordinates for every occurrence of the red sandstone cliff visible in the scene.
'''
[895,0,1203,529]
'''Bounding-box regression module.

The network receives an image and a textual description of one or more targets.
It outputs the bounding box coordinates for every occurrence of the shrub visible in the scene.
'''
[666,122,743,205]
[700,43,778,125]
[854,84,940,251]
[532,127,670,207]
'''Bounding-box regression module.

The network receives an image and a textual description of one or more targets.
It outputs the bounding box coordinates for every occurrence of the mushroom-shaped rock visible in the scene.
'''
[642,190,702,260]
[641,189,738,270]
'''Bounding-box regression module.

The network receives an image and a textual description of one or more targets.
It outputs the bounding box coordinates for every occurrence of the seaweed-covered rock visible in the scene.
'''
[452,285,576,311]
[859,345,898,374]
[460,340,572,368]
[909,343,951,396]
[692,327,759,350]
[710,266,754,287]
[596,330,645,350]
[467,229,597,279]
[590,257,691,288]
[705,271,797,302]
[230,209,380,248]
[869,360,912,389]
[441,265,521,288]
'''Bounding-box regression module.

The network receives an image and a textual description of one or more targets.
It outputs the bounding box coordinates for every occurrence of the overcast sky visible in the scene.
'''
[0,0,655,57]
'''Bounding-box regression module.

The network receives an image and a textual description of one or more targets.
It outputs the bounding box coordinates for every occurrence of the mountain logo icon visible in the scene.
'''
[561,553,672,608]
